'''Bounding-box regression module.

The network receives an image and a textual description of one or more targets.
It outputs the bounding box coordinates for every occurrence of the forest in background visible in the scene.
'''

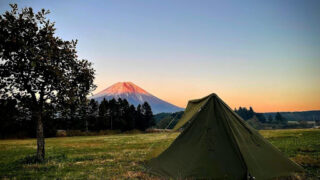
[0,98,155,139]
[2,94,320,139]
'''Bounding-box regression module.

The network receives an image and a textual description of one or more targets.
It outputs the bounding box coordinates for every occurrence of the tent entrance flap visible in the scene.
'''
[172,94,211,131]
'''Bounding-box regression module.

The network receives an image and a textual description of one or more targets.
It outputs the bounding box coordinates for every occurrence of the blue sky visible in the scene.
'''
[1,0,319,111]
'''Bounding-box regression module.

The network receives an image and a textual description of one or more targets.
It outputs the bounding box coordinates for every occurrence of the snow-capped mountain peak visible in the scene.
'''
[95,82,150,96]
[91,82,183,114]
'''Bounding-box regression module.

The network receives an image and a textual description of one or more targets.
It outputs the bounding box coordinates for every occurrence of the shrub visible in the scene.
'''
[56,130,67,137]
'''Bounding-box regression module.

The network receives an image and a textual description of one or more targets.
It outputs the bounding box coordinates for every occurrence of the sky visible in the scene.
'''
[1,0,320,112]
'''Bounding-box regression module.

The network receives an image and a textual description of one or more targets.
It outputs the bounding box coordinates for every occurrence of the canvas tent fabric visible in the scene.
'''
[147,93,303,180]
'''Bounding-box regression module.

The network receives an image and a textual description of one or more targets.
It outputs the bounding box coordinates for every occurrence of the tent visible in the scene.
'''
[147,93,303,179]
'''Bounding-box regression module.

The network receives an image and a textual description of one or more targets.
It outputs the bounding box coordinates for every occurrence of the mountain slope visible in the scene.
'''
[91,82,184,114]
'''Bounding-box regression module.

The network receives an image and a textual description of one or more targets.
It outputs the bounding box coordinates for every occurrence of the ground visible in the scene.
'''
[0,129,319,179]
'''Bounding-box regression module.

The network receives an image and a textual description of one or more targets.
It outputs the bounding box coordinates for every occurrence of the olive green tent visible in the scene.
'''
[147,93,303,179]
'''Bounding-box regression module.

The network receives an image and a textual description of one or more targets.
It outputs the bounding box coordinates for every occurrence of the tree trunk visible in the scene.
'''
[110,116,113,130]
[36,111,45,161]
[85,120,88,132]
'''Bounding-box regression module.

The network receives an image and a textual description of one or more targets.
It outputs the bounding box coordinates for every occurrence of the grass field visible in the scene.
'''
[0,129,319,179]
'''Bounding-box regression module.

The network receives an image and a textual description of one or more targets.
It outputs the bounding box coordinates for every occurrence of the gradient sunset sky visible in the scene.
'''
[1,0,320,112]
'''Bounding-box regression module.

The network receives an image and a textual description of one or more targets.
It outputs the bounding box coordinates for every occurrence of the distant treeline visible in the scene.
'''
[234,107,288,124]
[264,111,320,121]
[0,98,155,139]
[234,107,287,129]
[155,107,288,130]
[154,107,320,130]
[234,107,320,129]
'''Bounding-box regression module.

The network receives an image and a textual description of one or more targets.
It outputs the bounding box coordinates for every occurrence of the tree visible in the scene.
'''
[0,4,95,161]
[127,104,137,130]
[136,104,144,130]
[87,99,98,131]
[108,98,118,130]
[77,99,94,131]
[141,102,154,130]
[275,112,287,124]
[98,98,108,130]
[0,99,19,138]
[256,113,266,123]
[267,115,273,123]
[249,107,254,117]
[235,106,255,120]
[118,99,132,131]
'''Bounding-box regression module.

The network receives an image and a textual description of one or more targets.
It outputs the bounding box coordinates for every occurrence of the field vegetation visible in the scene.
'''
[0,129,319,179]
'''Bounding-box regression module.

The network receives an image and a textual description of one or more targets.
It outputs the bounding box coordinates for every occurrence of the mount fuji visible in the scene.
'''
[90,82,184,114]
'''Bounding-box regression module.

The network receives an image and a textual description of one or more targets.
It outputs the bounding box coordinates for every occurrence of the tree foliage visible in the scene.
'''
[0,4,96,161]
[275,112,287,124]
[234,106,256,120]
[96,98,154,131]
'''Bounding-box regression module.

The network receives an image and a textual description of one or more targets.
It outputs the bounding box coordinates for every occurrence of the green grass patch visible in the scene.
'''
[0,129,319,179]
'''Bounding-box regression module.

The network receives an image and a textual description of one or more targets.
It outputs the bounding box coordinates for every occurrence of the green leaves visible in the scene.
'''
[0,4,96,113]
[31,61,36,67]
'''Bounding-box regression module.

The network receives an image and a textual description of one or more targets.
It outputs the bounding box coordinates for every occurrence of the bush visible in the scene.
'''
[56,130,67,137]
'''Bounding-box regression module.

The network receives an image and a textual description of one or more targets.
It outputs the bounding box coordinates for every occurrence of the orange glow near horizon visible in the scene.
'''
[154,89,320,113]
[93,77,320,113]
[91,57,320,114]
